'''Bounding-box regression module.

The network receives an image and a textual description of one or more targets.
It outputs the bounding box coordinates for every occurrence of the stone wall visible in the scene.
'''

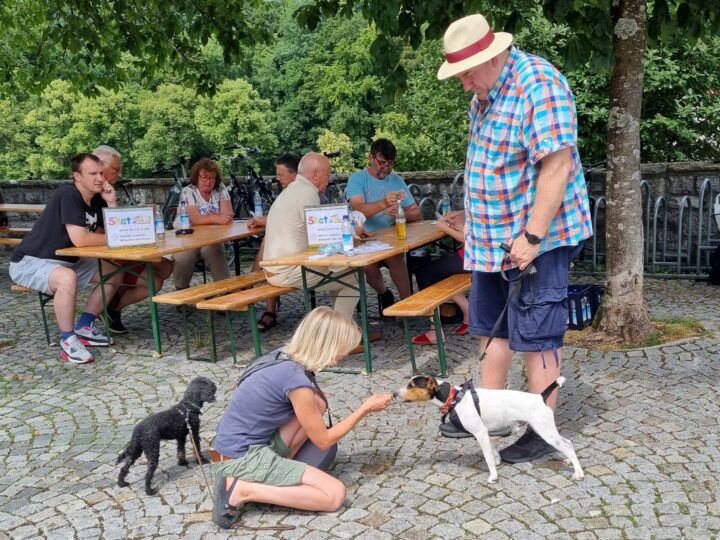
[2,161,720,219]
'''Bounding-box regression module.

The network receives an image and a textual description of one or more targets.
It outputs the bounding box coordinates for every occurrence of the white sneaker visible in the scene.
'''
[60,335,94,364]
[75,323,113,346]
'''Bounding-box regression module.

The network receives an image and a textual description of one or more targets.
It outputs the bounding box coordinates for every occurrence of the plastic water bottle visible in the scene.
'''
[254,191,263,217]
[178,197,191,231]
[154,205,165,240]
[341,216,354,255]
[440,190,451,216]
[396,201,407,239]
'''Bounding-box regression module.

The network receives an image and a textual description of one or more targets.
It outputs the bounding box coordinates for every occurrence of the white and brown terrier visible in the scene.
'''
[398,375,584,483]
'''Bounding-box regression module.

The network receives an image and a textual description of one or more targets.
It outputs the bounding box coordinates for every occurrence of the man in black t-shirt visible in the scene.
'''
[9,153,122,364]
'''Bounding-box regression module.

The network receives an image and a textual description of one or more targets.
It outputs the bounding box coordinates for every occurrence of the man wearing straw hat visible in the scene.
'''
[437,14,592,463]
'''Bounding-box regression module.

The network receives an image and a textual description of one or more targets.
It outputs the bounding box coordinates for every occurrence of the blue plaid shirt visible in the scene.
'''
[464,47,592,272]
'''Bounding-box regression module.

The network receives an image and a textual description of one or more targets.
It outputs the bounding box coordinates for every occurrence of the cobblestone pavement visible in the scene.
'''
[1,249,718,539]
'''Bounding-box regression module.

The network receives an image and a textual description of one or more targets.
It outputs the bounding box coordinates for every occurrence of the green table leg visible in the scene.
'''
[357,269,372,374]
[207,311,217,363]
[301,268,311,313]
[183,309,192,361]
[226,311,237,364]
[97,260,112,343]
[248,304,262,357]
[433,308,447,377]
[145,262,162,355]
[38,292,53,346]
[403,318,417,375]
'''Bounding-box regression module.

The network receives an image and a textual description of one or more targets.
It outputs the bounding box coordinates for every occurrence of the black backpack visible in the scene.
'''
[710,246,720,285]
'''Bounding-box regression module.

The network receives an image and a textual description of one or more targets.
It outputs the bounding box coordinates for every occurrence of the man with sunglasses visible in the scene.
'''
[346,139,420,311]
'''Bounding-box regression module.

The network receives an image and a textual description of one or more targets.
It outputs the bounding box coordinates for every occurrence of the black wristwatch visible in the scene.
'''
[524,230,542,245]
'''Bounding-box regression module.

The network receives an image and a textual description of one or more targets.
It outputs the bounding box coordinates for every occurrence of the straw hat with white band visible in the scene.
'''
[437,14,514,80]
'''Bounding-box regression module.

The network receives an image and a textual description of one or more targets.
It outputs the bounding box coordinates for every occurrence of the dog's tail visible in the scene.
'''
[116,447,128,464]
[540,376,565,404]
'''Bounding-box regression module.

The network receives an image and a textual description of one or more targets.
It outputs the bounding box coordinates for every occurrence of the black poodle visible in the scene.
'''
[117,376,217,495]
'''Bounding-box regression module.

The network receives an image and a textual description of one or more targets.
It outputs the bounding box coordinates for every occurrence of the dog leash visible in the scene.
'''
[470,242,537,380]
[179,408,215,505]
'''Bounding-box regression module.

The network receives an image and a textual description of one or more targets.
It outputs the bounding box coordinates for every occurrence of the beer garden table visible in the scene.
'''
[56,221,264,355]
[260,220,447,373]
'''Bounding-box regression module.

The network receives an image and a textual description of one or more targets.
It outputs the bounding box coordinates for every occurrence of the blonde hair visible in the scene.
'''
[284,307,361,372]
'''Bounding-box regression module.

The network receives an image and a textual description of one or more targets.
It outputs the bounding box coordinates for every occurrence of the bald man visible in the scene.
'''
[261,152,361,320]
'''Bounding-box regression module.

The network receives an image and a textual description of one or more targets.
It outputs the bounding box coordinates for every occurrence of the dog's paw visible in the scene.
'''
[118,480,129,488]
[572,471,584,481]
[486,474,498,484]
[146,487,158,496]
[178,459,189,467]
[197,455,210,465]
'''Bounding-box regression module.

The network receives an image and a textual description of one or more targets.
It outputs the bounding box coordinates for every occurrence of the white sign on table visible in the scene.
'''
[304,203,350,247]
[102,206,156,249]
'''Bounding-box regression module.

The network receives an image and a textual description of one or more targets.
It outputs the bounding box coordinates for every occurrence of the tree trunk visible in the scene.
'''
[596,0,654,342]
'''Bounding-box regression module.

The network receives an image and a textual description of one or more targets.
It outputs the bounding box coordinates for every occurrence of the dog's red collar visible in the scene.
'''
[440,386,458,416]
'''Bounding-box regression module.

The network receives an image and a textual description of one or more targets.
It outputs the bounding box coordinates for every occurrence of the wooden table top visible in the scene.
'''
[0,204,46,213]
[261,220,446,269]
[56,221,264,262]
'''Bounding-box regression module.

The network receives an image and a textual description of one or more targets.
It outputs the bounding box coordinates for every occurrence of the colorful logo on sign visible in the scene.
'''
[107,215,153,225]
[307,214,343,225]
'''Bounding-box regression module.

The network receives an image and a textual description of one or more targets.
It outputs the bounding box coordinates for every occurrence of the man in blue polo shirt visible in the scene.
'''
[346,139,421,312]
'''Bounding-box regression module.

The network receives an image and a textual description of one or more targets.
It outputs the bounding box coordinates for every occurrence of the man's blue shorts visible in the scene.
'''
[469,245,582,352]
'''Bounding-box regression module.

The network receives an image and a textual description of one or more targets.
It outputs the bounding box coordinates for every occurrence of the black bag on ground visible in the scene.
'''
[710,246,720,285]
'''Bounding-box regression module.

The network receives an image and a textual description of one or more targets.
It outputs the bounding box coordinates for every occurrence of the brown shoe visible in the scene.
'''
[349,331,383,355]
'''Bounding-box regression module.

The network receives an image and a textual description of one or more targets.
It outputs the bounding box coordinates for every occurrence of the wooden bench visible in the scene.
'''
[0,237,21,246]
[152,271,267,306]
[11,284,54,345]
[383,273,472,376]
[196,283,296,362]
[152,271,268,362]
[0,227,31,236]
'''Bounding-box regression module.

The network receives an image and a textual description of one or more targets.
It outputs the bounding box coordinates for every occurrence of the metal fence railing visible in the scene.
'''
[410,172,720,279]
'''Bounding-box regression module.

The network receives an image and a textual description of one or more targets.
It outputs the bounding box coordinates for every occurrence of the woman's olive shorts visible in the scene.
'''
[212,431,307,486]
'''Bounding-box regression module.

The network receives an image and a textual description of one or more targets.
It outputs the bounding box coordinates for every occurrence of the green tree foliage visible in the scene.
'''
[0,78,277,179]
[0,1,718,181]
[249,5,385,162]
[131,84,205,171]
[316,130,354,173]
[0,0,274,95]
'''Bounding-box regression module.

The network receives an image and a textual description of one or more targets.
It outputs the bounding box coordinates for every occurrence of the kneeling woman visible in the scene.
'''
[212,307,392,528]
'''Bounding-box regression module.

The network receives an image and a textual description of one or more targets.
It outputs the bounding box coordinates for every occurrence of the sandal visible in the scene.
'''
[257,311,278,333]
[213,476,241,529]
[453,322,469,336]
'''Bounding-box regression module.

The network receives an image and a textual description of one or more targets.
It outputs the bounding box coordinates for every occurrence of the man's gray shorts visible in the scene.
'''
[9,256,98,296]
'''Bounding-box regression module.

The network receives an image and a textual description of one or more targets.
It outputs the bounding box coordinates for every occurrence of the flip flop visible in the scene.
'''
[213,476,241,529]
[257,311,278,333]
[453,322,469,336]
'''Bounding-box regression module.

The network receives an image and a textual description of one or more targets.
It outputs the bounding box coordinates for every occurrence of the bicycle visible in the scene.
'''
[322,151,347,204]
[154,156,190,230]
[114,179,138,206]
[213,144,275,219]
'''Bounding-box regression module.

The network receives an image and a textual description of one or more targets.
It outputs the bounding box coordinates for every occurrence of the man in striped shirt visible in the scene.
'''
[437,14,592,462]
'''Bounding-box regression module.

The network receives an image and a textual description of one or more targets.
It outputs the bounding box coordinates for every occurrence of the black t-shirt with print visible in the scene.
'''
[11,183,107,263]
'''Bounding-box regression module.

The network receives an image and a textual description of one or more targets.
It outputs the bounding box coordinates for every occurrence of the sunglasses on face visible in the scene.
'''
[372,155,395,168]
